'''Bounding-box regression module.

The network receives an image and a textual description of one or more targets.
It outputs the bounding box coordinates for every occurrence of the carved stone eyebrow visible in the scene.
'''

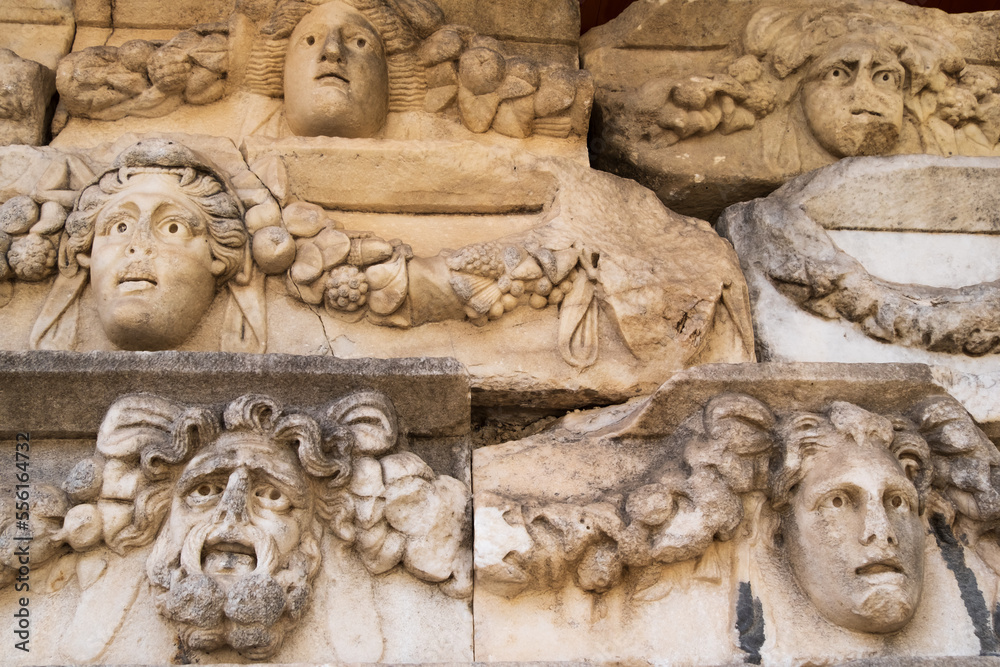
[95,206,137,235]
[177,452,309,507]
[801,479,862,510]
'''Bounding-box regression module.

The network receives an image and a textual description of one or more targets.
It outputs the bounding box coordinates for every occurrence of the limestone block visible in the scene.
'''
[0,351,472,663]
[436,0,579,45]
[0,49,56,147]
[54,0,592,153]
[474,362,1000,663]
[582,0,1000,221]
[718,154,1000,433]
[0,0,75,69]
[0,134,753,407]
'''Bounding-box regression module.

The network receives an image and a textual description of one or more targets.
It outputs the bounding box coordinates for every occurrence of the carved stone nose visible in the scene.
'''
[861,498,896,546]
[321,34,343,62]
[126,219,156,255]
[215,467,250,524]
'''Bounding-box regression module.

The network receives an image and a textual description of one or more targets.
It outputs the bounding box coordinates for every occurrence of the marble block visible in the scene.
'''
[718,154,1000,431]
[581,0,1000,220]
[0,351,472,663]
[474,362,1000,664]
[0,133,754,407]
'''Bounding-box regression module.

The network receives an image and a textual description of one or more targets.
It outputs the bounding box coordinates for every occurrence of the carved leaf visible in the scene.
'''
[96,394,184,460]
[250,155,289,204]
[328,392,398,456]
[632,565,673,602]
[558,273,599,368]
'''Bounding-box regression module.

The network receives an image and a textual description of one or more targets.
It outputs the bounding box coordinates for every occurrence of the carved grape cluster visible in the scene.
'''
[445,239,506,279]
[447,241,590,325]
[325,265,370,313]
[0,195,66,286]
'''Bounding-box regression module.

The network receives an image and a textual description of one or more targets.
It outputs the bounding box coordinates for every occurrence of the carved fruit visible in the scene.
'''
[30,201,67,235]
[244,198,281,233]
[314,227,352,269]
[61,504,104,551]
[459,47,506,95]
[253,226,296,274]
[289,241,324,284]
[118,40,156,73]
[418,28,464,66]
[282,201,328,238]
[325,265,369,313]
[446,240,505,278]
[63,457,104,504]
[0,196,39,235]
[8,234,56,281]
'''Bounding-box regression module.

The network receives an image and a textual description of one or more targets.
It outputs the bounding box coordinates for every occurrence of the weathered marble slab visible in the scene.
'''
[0,134,754,407]
[582,0,1000,220]
[0,350,472,663]
[52,0,591,156]
[474,363,1000,664]
[718,154,1000,431]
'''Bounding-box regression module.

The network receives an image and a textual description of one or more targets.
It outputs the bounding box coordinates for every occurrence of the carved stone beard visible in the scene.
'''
[148,520,322,660]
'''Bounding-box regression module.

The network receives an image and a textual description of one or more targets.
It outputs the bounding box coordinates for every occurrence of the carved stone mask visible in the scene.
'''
[782,412,924,634]
[801,40,905,158]
[149,429,319,659]
[169,431,313,578]
[283,1,390,138]
[89,172,226,350]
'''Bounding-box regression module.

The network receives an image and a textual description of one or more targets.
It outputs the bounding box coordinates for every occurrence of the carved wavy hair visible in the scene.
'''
[244,0,445,111]
[744,3,966,89]
[62,166,248,286]
[110,395,352,555]
[771,402,931,514]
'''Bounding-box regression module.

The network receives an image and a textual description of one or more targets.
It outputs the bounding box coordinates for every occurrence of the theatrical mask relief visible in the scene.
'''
[582,0,1000,217]
[0,133,751,404]
[473,365,1000,663]
[1,0,1000,664]
[0,388,471,663]
[52,0,593,142]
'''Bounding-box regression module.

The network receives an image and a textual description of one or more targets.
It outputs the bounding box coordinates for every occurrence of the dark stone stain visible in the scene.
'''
[930,513,1000,656]
[736,580,765,664]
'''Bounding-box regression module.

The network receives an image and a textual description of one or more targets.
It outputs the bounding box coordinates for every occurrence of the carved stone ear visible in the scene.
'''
[327,391,399,456]
[97,394,215,484]
[97,394,188,460]
[701,393,776,455]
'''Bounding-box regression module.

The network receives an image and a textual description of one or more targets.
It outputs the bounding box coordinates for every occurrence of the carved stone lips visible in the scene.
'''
[117,268,157,293]
[203,538,258,574]
[315,67,349,86]
[855,557,904,576]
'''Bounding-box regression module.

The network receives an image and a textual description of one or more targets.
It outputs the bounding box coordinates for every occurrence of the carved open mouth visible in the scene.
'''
[202,540,258,575]
[118,272,158,293]
[851,110,883,117]
[855,559,904,576]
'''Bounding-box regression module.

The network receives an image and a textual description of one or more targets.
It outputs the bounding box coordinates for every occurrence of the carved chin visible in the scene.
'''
[819,120,901,158]
[851,584,917,633]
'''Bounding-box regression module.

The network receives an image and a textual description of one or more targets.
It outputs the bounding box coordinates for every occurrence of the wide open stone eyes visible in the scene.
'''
[254,484,291,512]
[187,481,224,506]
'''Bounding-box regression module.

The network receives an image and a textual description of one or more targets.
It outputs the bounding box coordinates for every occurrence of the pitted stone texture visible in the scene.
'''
[718,154,1000,428]
[474,363,1000,664]
[0,351,472,663]
[582,0,1000,221]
